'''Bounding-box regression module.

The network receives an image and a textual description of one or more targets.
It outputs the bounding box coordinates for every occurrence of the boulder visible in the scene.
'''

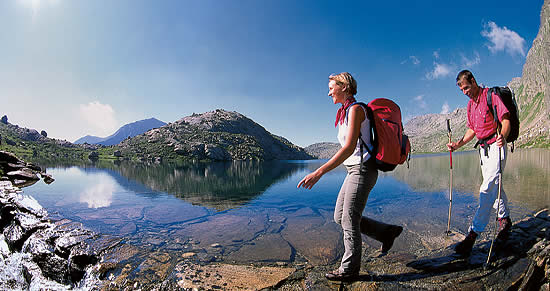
[205,144,231,160]
[40,173,55,184]
[0,151,20,164]
[23,129,41,141]
[7,169,39,181]
[88,151,99,160]
[1,180,105,287]
[1,115,7,124]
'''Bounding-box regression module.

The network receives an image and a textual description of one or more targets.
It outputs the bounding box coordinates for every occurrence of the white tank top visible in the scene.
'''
[337,104,373,166]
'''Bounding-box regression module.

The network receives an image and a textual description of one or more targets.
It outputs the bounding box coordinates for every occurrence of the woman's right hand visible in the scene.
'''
[297,170,323,190]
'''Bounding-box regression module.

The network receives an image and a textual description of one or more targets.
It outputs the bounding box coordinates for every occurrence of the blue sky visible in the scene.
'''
[0,0,543,147]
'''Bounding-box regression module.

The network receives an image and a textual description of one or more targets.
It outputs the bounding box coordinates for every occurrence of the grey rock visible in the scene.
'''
[14,195,46,217]
[22,129,42,141]
[0,151,20,164]
[7,169,39,181]
[3,222,24,250]
[205,144,231,160]
[40,173,55,184]
[88,151,99,160]
[22,230,55,258]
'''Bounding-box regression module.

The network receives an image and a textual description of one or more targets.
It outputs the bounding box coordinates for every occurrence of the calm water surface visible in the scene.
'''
[25,149,550,266]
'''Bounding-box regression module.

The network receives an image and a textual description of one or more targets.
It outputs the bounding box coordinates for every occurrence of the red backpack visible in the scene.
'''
[348,98,411,172]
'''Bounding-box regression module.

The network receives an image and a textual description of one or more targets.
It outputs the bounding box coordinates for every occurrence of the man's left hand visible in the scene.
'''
[496,134,505,147]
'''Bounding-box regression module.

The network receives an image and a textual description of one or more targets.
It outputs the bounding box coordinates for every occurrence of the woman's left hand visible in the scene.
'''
[297,171,322,189]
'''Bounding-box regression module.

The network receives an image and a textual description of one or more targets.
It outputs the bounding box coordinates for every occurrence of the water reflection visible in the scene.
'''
[49,160,308,211]
[390,148,550,211]
[21,149,550,274]
[79,174,116,208]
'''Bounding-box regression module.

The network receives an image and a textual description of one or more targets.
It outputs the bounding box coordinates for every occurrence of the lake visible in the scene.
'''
[24,149,550,278]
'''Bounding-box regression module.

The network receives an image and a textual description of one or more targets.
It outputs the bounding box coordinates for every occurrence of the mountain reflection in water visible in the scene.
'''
[390,148,550,212]
[22,149,550,276]
[44,160,308,211]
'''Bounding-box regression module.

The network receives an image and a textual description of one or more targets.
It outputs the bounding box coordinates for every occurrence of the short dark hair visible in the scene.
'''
[456,70,475,84]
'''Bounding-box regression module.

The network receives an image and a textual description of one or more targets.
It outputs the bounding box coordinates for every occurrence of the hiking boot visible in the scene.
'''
[325,270,359,281]
[381,225,403,253]
[496,217,512,241]
[455,230,477,255]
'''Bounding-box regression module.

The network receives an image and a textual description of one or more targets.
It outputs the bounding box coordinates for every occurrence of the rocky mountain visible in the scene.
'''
[304,142,341,159]
[404,108,468,153]
[0,116,93,162]
[508,0,550,147]
[405,0,550,152]
[117,109,313,161]
[74,117,166,146]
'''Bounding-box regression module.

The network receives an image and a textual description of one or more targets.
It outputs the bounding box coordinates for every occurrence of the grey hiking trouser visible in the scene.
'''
[334,159,383,274]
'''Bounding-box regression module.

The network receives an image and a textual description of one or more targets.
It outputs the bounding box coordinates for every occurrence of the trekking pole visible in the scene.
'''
[485,118,503,267]
[446,119,453,236]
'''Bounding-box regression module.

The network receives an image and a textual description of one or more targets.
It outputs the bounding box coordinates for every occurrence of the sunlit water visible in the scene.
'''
[24,149,550,267]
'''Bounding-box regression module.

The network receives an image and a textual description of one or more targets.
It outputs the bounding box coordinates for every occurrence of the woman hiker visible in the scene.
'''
[297,72,403,281]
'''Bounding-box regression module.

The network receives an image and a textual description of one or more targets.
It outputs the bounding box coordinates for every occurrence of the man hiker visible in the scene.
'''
[446,70,512,255]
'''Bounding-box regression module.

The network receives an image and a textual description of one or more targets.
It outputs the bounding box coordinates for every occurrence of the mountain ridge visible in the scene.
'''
[117,109,313,161]
[74,117,166,146]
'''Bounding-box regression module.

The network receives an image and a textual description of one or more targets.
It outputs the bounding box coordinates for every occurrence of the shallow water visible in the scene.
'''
[25,149,550,268]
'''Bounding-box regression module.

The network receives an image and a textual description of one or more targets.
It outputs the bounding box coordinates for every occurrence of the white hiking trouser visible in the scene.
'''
[469,142,510,234]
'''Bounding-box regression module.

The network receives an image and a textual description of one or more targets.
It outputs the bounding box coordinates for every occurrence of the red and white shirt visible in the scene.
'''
[467,87,509,142]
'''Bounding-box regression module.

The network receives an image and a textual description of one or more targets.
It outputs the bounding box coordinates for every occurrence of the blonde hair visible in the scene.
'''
[329,72,357,96]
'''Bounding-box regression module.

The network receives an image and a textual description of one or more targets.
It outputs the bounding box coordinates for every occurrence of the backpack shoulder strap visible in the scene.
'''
[345,102,374,155]
[486,87,498,123]
[344,102,368,123]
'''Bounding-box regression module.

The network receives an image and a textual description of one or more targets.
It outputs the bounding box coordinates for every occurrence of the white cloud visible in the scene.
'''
[79,175,115,208]
[402,55,421,65]
[433,50,440,60]
[481,21,526,57]
[425,62,454,80]
[413,95,427,110]
[440,102,450,114]
[78,101,118,137]
[461,51,481,68]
